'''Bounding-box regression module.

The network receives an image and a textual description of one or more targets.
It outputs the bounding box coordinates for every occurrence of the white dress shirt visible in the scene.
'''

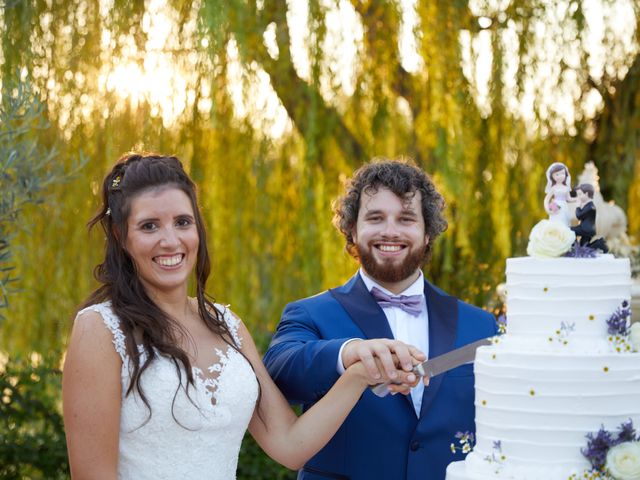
[338,269,429,416]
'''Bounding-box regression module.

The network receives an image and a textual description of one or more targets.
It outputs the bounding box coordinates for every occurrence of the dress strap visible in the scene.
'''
[216,304,242,347]
[77,302,127,361]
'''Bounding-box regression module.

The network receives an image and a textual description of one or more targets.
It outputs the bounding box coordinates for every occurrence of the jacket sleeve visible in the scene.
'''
[263,301,353,405]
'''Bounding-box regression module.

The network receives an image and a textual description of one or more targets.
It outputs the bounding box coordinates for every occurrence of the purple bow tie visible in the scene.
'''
[370,286,423,317]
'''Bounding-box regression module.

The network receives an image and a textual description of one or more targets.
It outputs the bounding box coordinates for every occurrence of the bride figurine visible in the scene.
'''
[544,162,575,226]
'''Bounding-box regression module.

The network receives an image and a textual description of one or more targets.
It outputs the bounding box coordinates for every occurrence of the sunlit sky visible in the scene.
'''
[10,0,638,140]
[97,0,206,126]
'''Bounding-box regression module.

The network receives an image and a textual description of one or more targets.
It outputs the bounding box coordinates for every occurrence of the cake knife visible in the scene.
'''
[370,337,494,397]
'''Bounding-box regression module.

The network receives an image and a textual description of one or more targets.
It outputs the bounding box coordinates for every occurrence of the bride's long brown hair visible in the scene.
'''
[81,153,259,420]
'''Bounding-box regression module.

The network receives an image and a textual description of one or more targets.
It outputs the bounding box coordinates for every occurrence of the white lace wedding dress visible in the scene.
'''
[77,301,259,479]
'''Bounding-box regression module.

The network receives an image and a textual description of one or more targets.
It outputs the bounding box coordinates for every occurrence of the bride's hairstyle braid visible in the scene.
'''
[82,153,261,423]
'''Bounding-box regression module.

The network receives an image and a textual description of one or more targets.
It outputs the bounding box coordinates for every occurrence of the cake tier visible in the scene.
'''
[446,456,574,480]
[505,256,630,352]
[445,346,640,479]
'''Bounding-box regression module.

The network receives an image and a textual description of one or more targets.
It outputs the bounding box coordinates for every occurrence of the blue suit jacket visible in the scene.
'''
[263,273,497,480]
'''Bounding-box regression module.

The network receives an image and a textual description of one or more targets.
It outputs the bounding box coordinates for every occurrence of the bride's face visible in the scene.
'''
[124,186,199,296]
[552,169,566,184]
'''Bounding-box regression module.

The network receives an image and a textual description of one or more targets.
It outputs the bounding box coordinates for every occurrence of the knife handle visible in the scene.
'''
[370,362,426,397]
[370,382,393,397]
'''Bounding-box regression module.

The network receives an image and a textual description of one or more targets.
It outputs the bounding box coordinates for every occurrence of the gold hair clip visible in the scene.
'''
[112,176,121,188]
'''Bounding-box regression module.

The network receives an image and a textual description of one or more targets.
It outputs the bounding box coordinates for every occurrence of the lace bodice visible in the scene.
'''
[77,302,259,480]
[547,185,573,225]
[551,184,569,202]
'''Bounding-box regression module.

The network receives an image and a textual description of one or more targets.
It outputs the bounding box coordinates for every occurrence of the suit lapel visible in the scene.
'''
[331,274,416,413]
[419,280,458,418]
[329,274,394,340]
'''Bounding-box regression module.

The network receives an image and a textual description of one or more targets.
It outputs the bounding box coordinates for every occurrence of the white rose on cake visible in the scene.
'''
[526,219,576,258]
[629,323,640,352]
[606,441,640,479]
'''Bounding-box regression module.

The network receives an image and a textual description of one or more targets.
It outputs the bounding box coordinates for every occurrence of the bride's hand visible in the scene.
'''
[345,356,422,395]
[383,355,430,395]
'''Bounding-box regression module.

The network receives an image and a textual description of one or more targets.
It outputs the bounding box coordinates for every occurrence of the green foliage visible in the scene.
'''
[237,434,297,480]
[0,77,84,321]
[0,1,638,352]
[0,354,69,479]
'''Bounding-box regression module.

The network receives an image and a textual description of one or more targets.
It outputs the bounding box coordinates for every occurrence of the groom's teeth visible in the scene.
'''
[155,254,183,266]
[379,245,402,252]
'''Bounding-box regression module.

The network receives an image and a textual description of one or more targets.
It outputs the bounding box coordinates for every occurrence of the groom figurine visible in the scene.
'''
[264,158,497,480]
[570,183,608,252]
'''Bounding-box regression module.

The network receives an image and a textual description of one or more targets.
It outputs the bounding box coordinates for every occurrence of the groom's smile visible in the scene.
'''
[375,243,405,254]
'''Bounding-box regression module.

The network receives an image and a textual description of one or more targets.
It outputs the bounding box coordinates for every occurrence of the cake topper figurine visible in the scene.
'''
[544,162,575,226]
[571,183,608,253]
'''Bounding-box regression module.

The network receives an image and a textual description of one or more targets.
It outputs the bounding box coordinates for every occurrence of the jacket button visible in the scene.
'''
[410,441,420,451]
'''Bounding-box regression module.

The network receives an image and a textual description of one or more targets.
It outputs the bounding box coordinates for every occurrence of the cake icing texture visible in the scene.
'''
[446,255,640,480]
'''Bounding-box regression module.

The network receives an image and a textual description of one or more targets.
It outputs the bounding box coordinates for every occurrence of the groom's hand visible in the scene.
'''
[341,339,426,386]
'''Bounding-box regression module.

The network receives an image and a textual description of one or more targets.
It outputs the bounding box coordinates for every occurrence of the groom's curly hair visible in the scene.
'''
[332,157,448,263]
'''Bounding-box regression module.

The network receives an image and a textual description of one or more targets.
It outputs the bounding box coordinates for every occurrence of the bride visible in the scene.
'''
[543,162,575,226]
[62,153,422,479]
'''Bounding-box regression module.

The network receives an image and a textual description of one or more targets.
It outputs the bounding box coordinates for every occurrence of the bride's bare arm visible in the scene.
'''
[240,320,411,470]
[62,311,121,480]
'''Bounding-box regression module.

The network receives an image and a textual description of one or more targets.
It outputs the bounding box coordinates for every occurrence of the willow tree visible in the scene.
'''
[0,0,638,353]
[201,0,640,299]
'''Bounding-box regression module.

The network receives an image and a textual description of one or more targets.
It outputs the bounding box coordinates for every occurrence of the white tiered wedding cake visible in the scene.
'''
[446,251,640,479]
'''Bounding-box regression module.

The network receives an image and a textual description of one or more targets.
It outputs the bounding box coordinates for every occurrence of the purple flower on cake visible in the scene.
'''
[527,219,576,258]
[618,420,638,444]
[607,302,632,336]
[584,427,617,470]
[547,321,576,345]
[564,243,599,258]
[581,420,640,475]
[606,302,637,353]
[496,314,507,335]
[484,438,506,471]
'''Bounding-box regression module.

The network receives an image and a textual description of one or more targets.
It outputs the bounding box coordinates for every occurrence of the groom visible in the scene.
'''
[264,158,497,480]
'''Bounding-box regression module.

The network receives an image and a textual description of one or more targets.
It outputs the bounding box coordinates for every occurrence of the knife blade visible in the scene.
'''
[370,337,493,398]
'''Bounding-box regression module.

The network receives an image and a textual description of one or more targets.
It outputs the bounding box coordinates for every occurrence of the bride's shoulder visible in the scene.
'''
[73,301,126,361]
[75,301,116,331]
[214,303,258,352]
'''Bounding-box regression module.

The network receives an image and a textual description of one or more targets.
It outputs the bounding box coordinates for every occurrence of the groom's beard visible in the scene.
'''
[356,242,427,284]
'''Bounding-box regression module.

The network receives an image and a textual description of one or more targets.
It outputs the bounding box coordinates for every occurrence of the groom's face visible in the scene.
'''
[352,186,429,285]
